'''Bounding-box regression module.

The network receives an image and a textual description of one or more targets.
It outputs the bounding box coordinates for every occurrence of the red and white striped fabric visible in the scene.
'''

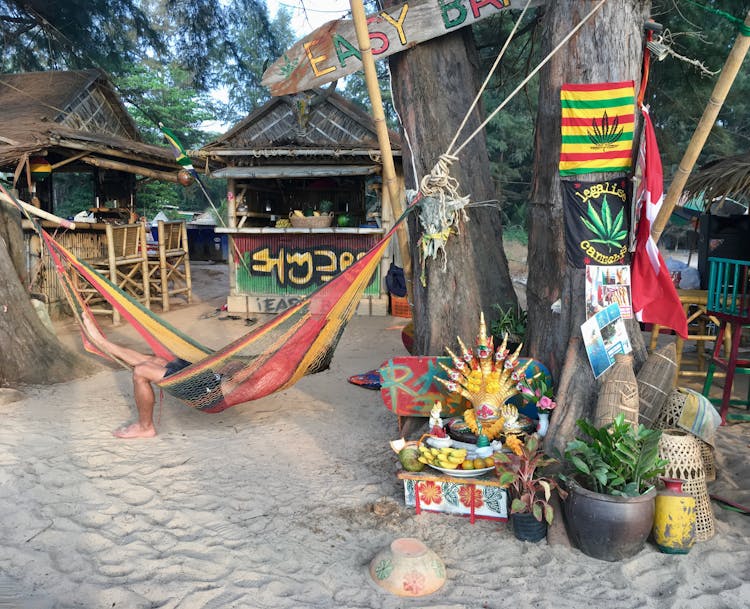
[631,106,687,338]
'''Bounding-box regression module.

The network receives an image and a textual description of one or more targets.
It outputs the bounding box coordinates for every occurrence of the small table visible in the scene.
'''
[649,289,730,378]
[397,469,507,523]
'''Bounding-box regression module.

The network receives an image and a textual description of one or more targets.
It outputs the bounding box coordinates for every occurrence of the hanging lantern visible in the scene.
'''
[177,168,195,187]
[29,156,52,181]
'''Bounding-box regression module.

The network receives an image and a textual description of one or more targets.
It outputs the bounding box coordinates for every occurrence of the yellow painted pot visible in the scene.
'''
[653,478,696,554]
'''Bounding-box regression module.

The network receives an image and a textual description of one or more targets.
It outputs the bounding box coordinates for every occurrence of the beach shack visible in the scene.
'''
[198,87,403,316]
[0,69,183,316]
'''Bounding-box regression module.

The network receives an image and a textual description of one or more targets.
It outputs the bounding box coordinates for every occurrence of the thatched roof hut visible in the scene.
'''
[685,152,750,210]
[0,69,182,211]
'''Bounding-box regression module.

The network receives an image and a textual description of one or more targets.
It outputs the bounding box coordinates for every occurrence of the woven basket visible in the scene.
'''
[658,429,715,541]
[655,388,717,482]
[594,353,638,427]
[637,343,677,427]
[288,212,334,228]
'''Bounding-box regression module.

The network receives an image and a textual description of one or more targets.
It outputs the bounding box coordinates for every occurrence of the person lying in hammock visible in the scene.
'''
[82,313,225,439]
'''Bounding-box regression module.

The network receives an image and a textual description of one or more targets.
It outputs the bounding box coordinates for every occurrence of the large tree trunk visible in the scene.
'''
[386,18,517,354]
[526,0,651,456]
[0,202,96,385]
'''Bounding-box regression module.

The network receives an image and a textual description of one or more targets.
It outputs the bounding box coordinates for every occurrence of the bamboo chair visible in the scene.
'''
[147,220,192,312]
[78,222,151,323]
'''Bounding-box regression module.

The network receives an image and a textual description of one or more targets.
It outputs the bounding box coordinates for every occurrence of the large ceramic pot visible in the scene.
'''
[563,479,656,561]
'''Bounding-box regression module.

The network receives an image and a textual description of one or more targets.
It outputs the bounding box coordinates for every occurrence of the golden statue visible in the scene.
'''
[436,313,531,441]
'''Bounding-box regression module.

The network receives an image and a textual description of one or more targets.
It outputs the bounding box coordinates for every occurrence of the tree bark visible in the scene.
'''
[0,204,96,385]
[386,18,517,354]
[526,0,651,456]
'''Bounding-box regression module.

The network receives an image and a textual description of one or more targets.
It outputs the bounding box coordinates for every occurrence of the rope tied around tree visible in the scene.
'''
[416,153,470,285]
[684,0,750,37]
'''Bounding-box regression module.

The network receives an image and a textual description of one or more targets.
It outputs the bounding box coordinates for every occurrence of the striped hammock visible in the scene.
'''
[9,187,409,413]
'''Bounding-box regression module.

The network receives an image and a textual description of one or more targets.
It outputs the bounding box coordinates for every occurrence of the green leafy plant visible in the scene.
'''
[561,414,669,497]
[495,435,567,525]
[490,304,527,342]
[318,199,334,213]
[579,196,627,249]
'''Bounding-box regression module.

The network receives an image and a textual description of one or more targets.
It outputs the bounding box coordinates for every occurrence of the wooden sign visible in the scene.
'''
[262,0,541,97]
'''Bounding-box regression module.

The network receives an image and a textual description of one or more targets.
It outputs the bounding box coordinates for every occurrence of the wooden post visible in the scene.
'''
[652,10,750,244]
[349,0,413,304]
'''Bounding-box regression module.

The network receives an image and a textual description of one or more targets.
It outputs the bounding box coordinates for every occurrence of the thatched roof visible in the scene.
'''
[199,88,400,178]
[685,152,750,202]
[0,70,180,178]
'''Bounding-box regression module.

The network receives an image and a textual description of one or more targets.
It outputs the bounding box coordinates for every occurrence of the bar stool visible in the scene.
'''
[702,257,750,424]
[147,220,192,312]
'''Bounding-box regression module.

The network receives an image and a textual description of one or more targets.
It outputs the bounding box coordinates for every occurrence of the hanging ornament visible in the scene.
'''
[29,157,52,182]
[177,168,195,187]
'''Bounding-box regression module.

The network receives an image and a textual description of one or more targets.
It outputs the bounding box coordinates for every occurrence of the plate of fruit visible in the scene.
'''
[417,445,496,477]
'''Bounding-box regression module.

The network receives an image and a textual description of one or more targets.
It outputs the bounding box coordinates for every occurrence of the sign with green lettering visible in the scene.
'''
[261,0,541,97]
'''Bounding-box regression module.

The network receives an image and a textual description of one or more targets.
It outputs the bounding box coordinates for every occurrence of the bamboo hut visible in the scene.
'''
[197,87,404,316]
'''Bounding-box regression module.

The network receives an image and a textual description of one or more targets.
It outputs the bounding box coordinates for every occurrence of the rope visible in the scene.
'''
[684,1,750,36]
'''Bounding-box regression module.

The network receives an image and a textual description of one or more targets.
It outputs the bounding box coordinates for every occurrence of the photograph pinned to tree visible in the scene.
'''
[581,303,632,378]
[585,265,632,319]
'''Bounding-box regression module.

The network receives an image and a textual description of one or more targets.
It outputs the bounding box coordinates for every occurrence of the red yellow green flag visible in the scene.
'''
[559,81,635,176]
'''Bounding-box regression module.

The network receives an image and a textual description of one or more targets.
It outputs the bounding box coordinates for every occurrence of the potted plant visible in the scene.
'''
[560,414,669,561]
[495,435,567,542]
[490,304,527,349]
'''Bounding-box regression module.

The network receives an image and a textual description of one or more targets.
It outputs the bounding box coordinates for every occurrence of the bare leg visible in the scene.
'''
[81,313,169,439]
[112,361,168,439]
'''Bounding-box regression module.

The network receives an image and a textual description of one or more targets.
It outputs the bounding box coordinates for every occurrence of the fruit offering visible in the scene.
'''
[417,445,468,470]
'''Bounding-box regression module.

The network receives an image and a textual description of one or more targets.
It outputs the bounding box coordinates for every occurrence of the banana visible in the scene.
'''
[293,210,304,217]
[313,211,320,216]
[436,460,459,469]
[446,455,464,464]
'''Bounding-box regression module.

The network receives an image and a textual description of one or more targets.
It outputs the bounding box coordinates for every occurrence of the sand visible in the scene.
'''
[0,261,749,609]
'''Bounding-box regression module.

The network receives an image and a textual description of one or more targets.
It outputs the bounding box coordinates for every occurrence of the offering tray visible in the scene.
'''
[426,463,495,477]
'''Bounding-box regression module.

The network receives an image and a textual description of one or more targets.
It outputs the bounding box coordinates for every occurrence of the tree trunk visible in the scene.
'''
[387,19,517,354]
[0,204,96,385]
[526,0,651,456]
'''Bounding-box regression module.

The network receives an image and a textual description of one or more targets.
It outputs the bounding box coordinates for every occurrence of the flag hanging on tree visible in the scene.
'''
[560,81,636,176]
[630,107,687,338]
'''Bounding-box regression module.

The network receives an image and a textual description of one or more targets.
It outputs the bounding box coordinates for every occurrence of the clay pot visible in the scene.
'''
[563,479,656,561]
[653,478,696,554]
[369,538,446,597]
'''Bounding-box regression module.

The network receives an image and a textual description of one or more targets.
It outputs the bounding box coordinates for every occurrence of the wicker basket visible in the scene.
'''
[637,342,677,427]
[594,353,638,427]
[288,212,334,228]
[658,429,715,542]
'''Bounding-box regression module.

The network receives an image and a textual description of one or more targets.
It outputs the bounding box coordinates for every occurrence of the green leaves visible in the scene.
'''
[579,196,627,250]
[588,111,624,146]
[563,414,669,497]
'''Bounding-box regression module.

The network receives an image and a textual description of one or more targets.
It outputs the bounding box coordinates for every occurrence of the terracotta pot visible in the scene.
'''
[510,511,547,543]
[563,479,656,561]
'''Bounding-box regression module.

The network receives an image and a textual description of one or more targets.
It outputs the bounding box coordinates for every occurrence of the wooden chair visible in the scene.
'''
[79,222,151,323]
[147,220,192,312]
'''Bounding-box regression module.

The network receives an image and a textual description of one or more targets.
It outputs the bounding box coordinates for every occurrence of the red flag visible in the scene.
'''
[631,107,688,338]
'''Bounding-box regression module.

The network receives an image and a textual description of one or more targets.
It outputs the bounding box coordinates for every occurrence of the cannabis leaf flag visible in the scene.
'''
[630,107,688,338]
[560,81,636,176]
[562,178,630,268]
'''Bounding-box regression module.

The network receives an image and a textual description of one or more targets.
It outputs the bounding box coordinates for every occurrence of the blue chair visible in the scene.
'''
[701,257,750,423]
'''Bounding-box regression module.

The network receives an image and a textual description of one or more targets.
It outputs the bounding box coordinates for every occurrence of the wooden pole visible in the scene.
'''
[349,0,413,303]
[652,10,750,244]
[0,191,76,229]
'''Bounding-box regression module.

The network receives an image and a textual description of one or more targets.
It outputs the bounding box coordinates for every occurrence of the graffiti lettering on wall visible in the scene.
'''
[246,246,364,288]
[255,296,303,314]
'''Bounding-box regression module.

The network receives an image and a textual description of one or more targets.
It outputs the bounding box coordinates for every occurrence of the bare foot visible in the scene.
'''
[113,422,157,439]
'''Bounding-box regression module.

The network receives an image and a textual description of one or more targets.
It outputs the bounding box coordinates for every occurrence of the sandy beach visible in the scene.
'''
[1,261,749,609]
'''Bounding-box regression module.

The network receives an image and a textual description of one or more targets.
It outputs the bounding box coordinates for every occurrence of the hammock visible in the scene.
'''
[4,184,410,413]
